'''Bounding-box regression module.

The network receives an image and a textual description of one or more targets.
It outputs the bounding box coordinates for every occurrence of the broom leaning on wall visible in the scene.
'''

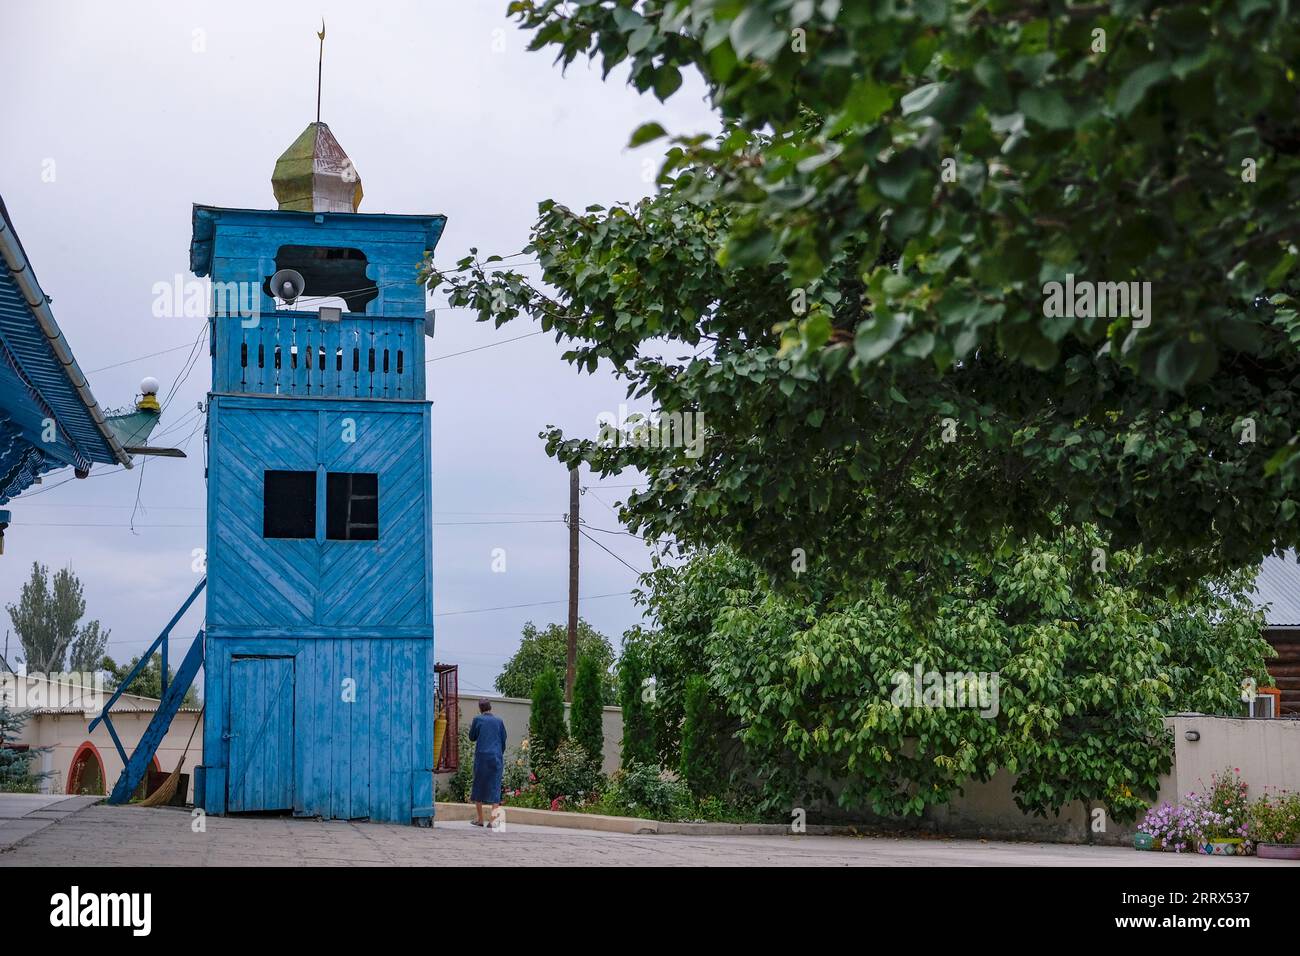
[139,707,203,808]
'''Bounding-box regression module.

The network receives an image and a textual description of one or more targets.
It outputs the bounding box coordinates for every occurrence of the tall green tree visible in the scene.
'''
[430,1,1300,591]
[632,539,1271,822]
[7,563,109,674]
[679,674,723,800]
[496,619,617,703]
[102,653,201,707]
[618,642,656,767]
[528,665,567,770]
[570,652,605,768]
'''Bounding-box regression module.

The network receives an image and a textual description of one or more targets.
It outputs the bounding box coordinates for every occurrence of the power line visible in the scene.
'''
[17,466,126,499]
[426,329,544,363]
[11,504,556,515]
[6,517,568,529]
[433,591,632,618]
[84,339,207,375]
[98,590,637,648]
[578,526,646,576]
[583,523,664,544]
[76,299,546,386]
[160,322,209,415]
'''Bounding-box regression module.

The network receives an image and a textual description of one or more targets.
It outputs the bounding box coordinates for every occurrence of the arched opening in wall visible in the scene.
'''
[134,754,162,801]
[264,245,376,313]
[66,742,105,796]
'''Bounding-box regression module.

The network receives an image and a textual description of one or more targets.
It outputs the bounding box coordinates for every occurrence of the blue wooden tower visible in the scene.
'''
[189,122,445,824]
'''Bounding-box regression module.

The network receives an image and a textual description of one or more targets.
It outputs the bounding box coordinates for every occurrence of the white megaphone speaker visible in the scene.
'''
[269,269,306,304]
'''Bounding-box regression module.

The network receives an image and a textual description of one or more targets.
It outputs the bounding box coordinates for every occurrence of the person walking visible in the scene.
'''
[468,699,507,827]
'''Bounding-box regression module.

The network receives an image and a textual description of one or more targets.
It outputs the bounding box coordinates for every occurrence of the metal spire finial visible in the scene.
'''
[316,19,326,124]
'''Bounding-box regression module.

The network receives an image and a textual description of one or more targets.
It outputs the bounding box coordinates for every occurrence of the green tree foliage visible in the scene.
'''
[431,1,1300,591]
[496,619,617,704]
[632,539,1272,823]
[618,641,656,767]
[102,653,201,707]
[570,652,605,767]
[68,621,109,674]
[7,563,109,674]
[679,674,724,799]
[528,665,567,770]
[0,702,48,793]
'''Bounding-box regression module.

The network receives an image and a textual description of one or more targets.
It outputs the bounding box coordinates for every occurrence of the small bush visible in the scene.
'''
[536,738,603,802]
[502,745,531,795]
[606,763,690,820]
[438,730,475,803]
[503,785,550,810]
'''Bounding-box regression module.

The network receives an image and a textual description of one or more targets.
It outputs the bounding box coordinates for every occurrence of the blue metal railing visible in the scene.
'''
[89,576,206,767]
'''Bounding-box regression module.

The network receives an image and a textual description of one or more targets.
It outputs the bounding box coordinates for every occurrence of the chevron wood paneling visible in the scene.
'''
[208,401,430,631]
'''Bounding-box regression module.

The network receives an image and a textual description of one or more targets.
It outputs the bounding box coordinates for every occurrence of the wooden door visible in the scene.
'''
[227,656,295,812]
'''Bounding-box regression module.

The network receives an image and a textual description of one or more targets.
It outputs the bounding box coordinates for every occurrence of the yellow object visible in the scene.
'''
[137,393,161,412]
[433,708,447,768]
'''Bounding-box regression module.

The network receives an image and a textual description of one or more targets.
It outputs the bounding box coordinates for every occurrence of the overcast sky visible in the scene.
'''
[0,0,719,694]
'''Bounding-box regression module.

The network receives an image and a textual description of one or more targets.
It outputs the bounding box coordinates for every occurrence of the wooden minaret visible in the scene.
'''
[190,118,444,824]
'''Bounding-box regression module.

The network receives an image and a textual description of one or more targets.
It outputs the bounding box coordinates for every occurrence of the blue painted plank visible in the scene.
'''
[332,638,351,820]
[108,629,205,804]
[373,638,392,822]
[228,656,294,811]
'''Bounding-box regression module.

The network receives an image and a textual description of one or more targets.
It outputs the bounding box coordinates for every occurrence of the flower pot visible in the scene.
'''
[1256,843,1300,860]
[1202,838,1244,856]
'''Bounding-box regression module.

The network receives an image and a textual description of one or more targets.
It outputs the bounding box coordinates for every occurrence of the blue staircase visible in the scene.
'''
[88,577,206,804]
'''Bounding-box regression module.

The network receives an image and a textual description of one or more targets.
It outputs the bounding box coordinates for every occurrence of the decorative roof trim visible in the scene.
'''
[0,197,132,468]
[189,203,446,277]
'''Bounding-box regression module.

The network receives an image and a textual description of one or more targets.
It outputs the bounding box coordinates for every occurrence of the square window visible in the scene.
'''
[263,470,316,539]
[326,472,379,541]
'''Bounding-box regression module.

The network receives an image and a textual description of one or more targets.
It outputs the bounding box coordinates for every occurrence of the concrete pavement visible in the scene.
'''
[0,793,102,851]
[0,801,1293,866]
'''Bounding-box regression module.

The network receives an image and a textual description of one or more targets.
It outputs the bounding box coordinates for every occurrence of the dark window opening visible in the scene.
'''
[240,343,248,368]
[262,245,377,313]
[396,350,404,374]
[368,348,375,373]
[383,349,390,373]
[263,470,316,539]
[326,472,379,541]
[352,348,360,373]
[335,348,343,371]
[274,346,282,370]
[318,347,326,371]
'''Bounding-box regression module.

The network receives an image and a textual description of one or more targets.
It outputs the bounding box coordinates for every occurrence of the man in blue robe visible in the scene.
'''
[468,699,507,827]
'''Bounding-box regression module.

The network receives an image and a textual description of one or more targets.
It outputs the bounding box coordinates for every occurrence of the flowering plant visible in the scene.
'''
[1202,768,1251,841]
[1140,801,1204,853]
[1250,790,1300,845]
[1139,768,1251,852]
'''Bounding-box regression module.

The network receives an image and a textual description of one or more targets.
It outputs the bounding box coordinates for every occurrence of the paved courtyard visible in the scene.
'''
[0,800,1292,866]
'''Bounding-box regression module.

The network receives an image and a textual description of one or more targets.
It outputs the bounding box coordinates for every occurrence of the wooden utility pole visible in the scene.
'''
[565,466,580,700]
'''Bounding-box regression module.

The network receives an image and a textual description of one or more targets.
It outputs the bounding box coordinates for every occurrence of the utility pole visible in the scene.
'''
[565,466,580,700]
